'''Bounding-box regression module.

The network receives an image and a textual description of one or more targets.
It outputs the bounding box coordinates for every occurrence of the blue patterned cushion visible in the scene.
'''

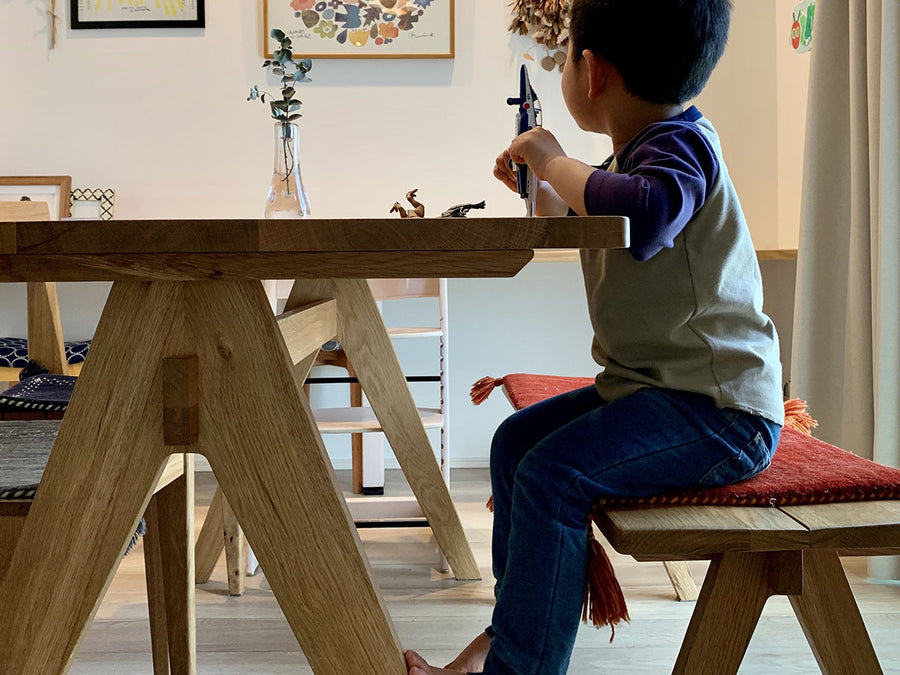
[0,337,91,369]
[0,374,75,414]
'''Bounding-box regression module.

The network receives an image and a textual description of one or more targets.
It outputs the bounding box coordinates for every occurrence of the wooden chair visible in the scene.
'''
[0,421,195,674]
[195,278,452,594]
[0,201,83,389]
[594,499,900,673]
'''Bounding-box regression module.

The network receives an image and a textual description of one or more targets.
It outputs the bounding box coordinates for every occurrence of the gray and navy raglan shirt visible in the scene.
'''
[579,106,784,425]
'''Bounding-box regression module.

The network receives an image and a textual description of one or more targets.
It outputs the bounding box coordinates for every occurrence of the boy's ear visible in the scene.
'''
[582,50,608,99]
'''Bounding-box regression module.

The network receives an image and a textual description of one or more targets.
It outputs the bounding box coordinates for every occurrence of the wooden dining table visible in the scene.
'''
[0,215,628,674]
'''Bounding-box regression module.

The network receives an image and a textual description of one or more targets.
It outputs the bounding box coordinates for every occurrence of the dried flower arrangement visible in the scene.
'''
[509,0,570,72]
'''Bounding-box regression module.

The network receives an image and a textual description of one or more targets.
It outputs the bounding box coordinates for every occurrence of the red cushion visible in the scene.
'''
[494,373,900,507]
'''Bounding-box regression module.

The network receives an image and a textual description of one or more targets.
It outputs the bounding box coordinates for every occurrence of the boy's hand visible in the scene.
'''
[493,149,519,193]
[508,128,567,181]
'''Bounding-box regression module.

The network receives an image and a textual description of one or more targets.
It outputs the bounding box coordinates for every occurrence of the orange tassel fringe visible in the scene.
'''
[783,398,818,436]
[583,526,630,640]
[470,376,504,405]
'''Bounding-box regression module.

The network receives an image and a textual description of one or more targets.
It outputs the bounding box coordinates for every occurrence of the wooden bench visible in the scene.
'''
[0,421,195,674]
[594,499,900,674]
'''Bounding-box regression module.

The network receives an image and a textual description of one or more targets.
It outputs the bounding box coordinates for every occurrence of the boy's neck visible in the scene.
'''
[606,99,686,155]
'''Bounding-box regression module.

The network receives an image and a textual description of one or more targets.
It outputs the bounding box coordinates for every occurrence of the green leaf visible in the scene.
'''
[293,72,311,83]
[271,28,285,41]
[273,68,284,76]
[287,114,302,121]
[271,100,289,111]
[288,102,302,112]
[299,58,312,71]
[282,87,295,99]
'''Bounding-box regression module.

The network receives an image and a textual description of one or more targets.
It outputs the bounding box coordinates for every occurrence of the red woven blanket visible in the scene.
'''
[471,373,900,506]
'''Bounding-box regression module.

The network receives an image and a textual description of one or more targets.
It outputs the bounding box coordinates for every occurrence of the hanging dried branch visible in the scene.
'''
[509,0,570,69]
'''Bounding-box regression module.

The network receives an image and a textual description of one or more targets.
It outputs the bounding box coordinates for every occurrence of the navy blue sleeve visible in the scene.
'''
[583,124,719,261]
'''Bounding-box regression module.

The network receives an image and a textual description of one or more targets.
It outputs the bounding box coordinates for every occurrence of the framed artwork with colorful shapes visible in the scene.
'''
[263,0,454,59]
[69,188,115,221]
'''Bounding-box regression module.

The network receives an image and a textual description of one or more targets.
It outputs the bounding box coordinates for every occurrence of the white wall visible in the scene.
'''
[0,0,808,469]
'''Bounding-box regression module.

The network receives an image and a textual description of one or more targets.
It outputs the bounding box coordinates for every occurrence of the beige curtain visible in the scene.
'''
[791,0,899,580]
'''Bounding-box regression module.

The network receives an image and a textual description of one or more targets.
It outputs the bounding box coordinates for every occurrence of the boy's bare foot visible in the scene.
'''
[405,650,469,674]
[444,631,492,672]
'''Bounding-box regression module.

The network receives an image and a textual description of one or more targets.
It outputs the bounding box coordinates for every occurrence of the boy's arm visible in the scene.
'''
[506,128,594,215]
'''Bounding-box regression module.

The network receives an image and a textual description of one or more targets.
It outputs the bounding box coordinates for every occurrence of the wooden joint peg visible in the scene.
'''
[767,550,804,596]
[163,355,199,446]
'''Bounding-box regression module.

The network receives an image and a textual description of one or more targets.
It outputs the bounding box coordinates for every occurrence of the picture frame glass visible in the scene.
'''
[264,0,454,58]
[72,0,205,29]
[0,185,64,220]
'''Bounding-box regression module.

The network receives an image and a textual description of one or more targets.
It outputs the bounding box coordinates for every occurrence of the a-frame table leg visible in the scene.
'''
[0,280,407,675]
[288,278,481,580]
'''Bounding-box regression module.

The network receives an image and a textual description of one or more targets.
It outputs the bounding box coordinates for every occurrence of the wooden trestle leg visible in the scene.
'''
[0,280,406,675]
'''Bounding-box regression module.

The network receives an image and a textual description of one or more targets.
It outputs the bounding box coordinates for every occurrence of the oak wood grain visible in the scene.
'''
[780,501,900,550]
[0,281,182,674]
[162,357,199,447]
[789,549,883,674]
[673,553,772,674]
[26,281,68,374]
[322,278,480,580]
[276,299,338,366]
[9,217,627,255]
[0,251,536,282]
[193,486,224,585]
[181,280,407,674]
[596,505,810,558]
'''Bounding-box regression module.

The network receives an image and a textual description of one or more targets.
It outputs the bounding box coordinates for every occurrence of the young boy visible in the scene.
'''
[407,1,783,673]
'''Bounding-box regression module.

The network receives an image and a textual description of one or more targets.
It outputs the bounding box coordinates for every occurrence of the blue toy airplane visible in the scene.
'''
[506,65,542,216]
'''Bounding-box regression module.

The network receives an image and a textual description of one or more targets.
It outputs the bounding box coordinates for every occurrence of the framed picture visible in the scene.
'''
[263,0,454,59]
[71,0,205,30]
[70,188,116,221]
[0,176,72,219]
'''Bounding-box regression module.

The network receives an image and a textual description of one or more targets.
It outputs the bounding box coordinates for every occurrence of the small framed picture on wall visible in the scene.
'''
[263,0,454,59]
[71,0,205,30]
[0,176,72,219]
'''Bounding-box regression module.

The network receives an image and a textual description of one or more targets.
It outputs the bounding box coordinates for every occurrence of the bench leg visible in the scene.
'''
[662,561,699,601]
[673,552,771,675]
[789,550,882,675]
[194,486,225,584]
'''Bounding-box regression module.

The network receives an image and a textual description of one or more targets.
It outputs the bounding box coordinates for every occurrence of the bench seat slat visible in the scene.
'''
[780,501,900,549]
[596,504,810,558]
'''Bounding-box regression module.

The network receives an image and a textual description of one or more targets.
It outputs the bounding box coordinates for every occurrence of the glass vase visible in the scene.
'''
[265,122,311,219]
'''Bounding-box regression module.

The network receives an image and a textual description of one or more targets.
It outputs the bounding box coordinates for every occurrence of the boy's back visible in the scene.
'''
[582,111,784,425]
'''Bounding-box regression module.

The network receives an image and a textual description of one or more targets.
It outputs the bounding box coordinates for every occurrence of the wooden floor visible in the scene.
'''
[71,468,900,674]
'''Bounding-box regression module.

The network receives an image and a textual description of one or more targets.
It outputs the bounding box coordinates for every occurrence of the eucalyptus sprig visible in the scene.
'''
[248,29,313,125]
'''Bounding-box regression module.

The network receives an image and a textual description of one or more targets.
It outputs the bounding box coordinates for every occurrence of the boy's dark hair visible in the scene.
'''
[568,0,732,104]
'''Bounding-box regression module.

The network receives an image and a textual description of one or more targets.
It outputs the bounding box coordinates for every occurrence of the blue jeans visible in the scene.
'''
[479,386,781,675]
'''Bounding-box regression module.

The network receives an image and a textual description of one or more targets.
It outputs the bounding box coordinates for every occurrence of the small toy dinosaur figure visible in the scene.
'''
[441,200,487,218]
[390,189,426,218]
